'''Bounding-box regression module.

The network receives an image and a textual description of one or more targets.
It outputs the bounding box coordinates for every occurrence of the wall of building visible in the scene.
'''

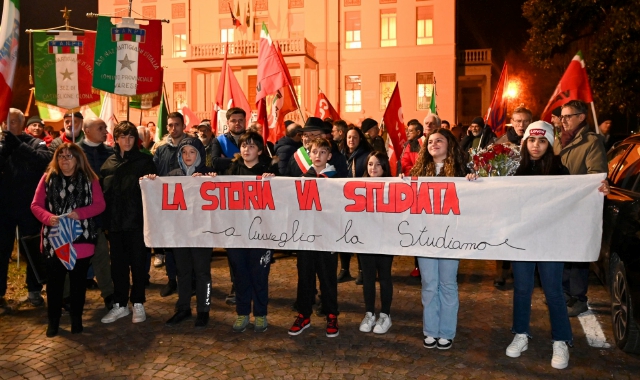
[99,0,457,126]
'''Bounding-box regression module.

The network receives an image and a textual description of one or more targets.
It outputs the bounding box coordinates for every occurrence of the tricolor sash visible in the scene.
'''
[293,146,311,173]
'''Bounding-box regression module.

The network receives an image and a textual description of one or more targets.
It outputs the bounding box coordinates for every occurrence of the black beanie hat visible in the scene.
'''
[471,117,485,128]
[361,118,378,134]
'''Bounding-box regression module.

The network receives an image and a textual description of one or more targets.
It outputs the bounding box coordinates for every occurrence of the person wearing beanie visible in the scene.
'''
[25,116,53,147]
[361,118,386,154]
[460,116,497,152]
[466,120,610,369]
[495,107,532,147]
[555,100,607,319]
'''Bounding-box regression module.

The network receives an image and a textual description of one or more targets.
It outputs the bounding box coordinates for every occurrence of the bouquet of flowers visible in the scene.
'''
[468,143,521,177]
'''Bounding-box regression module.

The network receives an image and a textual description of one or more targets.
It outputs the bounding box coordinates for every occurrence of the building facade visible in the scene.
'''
[99,0,463,126]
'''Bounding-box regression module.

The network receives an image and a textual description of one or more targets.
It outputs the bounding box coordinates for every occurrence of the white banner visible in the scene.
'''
[141,174,606,262]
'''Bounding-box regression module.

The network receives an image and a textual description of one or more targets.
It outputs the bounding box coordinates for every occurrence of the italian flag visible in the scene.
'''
[92,16,163,96]
[37,101,103,123]
[33,30,100,109]
[0,0,19,122]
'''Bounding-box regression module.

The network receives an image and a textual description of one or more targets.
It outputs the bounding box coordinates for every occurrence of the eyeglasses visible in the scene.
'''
[560,113,582,121]
[57,154,75,161]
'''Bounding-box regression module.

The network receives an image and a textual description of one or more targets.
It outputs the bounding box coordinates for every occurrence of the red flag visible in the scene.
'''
[181,106,201,130]
[485,62,509,137]
[314,91,340,121]
[229,3,242,28]
[256,23,289,102]
[227,64,253,122]
[540,51,593,122]
[382,83,407,160]
[268,43,298,143]
[256,97,269,144]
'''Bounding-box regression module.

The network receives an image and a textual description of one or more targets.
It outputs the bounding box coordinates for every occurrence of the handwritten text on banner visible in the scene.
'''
[140,174,605,262]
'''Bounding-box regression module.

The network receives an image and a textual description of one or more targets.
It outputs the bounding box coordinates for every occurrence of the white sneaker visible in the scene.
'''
[101,303,130,323]
[132,303,146,323]
[359,312,376,333]
[373,313,392,334]
[551,341,569,369]
[153,254,165,267]
[506,334,529,358]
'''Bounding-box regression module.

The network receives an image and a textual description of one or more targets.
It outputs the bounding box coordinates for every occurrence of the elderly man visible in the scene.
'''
[25,116,53,146]
[461,117,497,152]
[274,121,303,175]
[286,117,347,177]
[78,118,115,309]
[495,107,532,146]
[195,121,215,167]
[49,112,84,153]
[555,100,607,317]
[423,114,442,136]
[0,108,52,308]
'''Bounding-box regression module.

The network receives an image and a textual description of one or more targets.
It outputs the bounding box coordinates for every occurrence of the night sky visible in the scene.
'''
[3,0,530,109]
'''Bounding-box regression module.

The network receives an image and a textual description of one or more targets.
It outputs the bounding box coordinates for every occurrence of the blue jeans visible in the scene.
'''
[417,257,459,340]
[512,261,573,344]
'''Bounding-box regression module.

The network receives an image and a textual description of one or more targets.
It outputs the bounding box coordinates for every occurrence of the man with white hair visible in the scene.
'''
[49,112,84,153]
[423,114,442,136]
[0,108,52,308]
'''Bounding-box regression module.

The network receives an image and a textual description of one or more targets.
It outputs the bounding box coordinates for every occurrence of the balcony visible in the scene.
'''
[189,38,317,62]
[461,49,492,65]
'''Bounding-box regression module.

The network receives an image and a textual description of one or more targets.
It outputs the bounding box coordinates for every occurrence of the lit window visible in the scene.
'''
[417,6,434,45]
[174,82,187,111]
[221,28,234,43]
[380,9,396,47]
[345,75,361,113]
[416,72,434,110]
[380,74,396,111]
[173,23,187,58]
[345,11,361,49]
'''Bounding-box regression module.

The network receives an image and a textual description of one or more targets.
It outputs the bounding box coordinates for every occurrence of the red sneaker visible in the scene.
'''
[326,314,339,337]
[410,267,420,277]
[288,314,311,336]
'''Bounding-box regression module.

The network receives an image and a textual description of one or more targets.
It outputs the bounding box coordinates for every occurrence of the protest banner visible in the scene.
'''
[140,174,605,262]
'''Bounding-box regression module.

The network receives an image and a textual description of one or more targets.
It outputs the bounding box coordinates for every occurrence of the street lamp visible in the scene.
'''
[507,81,518,99]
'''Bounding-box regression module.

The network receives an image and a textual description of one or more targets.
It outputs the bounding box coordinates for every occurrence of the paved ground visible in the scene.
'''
[1,253,639,379]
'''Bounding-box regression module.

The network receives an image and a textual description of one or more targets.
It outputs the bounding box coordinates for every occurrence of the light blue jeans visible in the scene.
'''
[417,257,460,340]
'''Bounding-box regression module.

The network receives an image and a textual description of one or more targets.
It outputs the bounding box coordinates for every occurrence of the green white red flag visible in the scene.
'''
[0,0,20,122]
[33,30,100,109]
[92,16,162,96]
[541,51,593,122]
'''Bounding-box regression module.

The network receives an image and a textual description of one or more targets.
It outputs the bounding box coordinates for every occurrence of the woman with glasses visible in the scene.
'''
[31,143,106,337]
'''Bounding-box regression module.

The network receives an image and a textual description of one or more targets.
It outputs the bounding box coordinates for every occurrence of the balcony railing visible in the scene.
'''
[462,49,492,65]
[190,38,316,61]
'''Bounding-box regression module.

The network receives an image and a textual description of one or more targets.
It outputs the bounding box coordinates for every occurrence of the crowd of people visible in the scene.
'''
[0,100,613,370]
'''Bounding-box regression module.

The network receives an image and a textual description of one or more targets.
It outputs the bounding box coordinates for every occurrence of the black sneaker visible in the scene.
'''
[225,285,236,305]
[326,314,339,338]
[337,269,353,283]
[194,312,209,328]
[103,294,114,310]
[423,336,437,349]
[355,271,363,285]
[160,279,177,297]
[288,314,311,336]
[437,338,453,350]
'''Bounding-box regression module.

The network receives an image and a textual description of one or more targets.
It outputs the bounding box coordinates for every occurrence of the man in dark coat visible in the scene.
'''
[49,112,84,153]
[78,118,115,309]
[460,117,497,152]
[0,108,52,308]
[274,121,302,175]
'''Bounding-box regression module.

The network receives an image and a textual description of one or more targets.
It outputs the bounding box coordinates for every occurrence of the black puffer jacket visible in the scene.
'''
[0,132,51,216]
[274,136,302,175]
[224,156,279,176]
[78,140,114,176]
[100,145,157,232]
[153,135,182,176]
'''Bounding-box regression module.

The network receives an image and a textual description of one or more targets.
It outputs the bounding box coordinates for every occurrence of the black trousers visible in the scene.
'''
[108,230,146,305]
[45,256,91,322]
[227,248,272,316]
[562,262,590,302]
[173,247,212,313]
[360,254,394,315]
[0,212,43,296]
[296,250,338,318]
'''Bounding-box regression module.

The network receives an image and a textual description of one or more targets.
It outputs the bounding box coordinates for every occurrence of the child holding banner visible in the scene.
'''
[289,138,340,338]
[410,128,470,350]
[224,132,278,333]
[467,121,609,369]
[358,151,394,334]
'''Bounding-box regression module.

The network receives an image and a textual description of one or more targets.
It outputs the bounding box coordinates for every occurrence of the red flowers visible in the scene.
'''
[468,144,520,177]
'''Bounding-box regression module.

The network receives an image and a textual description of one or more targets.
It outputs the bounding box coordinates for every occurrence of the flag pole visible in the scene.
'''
[590,102,600,134]
[289,83,306,124]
